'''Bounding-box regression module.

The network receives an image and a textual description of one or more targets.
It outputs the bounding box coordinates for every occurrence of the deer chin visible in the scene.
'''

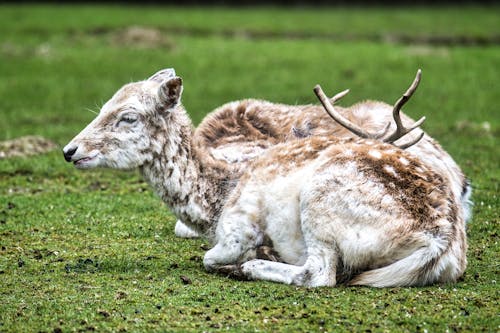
[73,151,100,169]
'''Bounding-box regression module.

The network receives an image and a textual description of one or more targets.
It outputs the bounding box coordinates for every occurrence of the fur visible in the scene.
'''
[179,96,471,237]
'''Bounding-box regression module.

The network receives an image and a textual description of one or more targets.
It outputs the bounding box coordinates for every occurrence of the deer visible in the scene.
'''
[63,69,468,287]
[174,71,471,239]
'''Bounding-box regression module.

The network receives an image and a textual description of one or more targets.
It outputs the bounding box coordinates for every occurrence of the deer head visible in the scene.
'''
[63,69,183,169]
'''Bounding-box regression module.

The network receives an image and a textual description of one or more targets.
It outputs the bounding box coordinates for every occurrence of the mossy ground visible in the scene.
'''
[0,5,498,332]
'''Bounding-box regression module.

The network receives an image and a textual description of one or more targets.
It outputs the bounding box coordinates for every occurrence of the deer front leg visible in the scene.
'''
[203,200,264,276]
[174,220,201,238]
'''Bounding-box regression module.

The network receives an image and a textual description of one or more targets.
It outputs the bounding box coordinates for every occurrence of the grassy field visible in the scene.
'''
[0,4,499,332]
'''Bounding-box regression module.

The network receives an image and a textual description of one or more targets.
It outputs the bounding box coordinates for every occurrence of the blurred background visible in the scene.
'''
[0,2,498,142]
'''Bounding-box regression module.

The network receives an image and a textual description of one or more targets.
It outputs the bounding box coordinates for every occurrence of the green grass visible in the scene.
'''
[1,4,499,37]
[0,4,499,332]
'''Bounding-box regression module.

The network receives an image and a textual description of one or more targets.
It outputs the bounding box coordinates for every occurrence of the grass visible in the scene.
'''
[0,4,499,332]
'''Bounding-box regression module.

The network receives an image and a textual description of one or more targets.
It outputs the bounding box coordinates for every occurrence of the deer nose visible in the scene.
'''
[63,146,78,162]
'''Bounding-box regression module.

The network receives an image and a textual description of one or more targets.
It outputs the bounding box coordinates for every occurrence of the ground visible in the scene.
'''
[0,4,498,332]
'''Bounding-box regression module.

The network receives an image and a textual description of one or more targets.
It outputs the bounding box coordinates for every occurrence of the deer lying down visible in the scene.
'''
[63,69,467,287]
[174,73,471,239]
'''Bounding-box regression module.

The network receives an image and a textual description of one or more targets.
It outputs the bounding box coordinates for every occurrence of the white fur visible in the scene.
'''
[174,220,201,238]
[204,142,467,287]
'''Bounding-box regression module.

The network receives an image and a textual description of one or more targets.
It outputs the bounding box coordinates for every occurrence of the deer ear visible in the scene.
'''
[148,68,176,83]
[158,77,183,110]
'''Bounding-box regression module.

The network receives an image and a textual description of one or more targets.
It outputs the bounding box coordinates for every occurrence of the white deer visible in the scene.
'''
[63,69,468,287]
[173,74,471,239]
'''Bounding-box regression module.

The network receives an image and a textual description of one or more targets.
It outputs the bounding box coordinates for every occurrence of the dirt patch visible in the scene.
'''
[0,135,58,159]
[404,45,450,57]
[454,120,495,137]
[1,42,54,59]
[110,26,175,49]
[82,25,500,47]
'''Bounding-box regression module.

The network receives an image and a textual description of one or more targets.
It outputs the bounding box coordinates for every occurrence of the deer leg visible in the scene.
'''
[203,200,264,276]
[240,199,338,287]
[174,219,201,238]
[241,243,338,287]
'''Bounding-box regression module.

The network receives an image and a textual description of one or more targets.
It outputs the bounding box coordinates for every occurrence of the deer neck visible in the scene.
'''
[140,109,224,238]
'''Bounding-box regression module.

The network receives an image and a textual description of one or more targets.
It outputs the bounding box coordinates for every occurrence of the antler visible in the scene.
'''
[313,69,425,149]
[330,89,350,104]
[383,69,426,148]
[313,87,389,140]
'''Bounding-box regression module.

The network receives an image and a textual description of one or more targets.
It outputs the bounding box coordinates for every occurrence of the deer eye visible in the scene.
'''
[118,113,138,125]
